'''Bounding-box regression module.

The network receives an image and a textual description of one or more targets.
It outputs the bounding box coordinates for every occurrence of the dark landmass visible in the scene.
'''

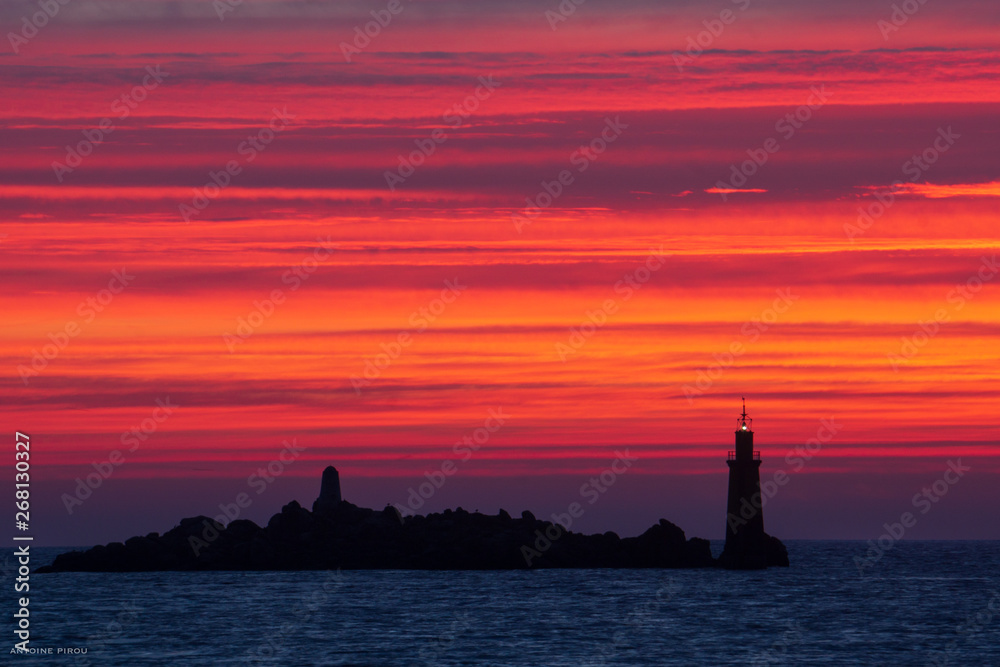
[38,467,789,572]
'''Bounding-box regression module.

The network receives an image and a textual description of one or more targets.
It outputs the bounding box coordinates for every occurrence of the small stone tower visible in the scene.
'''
[719,399,768,569]
[312,465,343,514]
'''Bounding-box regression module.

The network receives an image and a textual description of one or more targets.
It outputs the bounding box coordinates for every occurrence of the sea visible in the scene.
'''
[2,541,998,666]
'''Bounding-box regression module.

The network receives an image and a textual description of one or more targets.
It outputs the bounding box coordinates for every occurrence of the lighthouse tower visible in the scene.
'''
[720,398,768,570]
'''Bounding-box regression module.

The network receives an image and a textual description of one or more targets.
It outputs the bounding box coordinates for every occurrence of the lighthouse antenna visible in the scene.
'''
[738,397,751,431]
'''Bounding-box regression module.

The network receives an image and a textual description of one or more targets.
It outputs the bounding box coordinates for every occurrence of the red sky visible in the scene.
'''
[3,0,999,545]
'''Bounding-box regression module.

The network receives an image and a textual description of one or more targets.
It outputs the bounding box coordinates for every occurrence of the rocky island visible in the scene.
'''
[39,466,789,572]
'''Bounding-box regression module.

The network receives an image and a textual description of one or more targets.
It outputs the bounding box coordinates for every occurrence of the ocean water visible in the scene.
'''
[3,541,999,666]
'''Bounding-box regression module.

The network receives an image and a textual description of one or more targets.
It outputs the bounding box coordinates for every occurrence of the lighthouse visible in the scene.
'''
[719,398,769,570]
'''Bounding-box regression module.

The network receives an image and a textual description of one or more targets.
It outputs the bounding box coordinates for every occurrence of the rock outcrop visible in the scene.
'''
[38,500,721,572]
[312,465,342,514]
[717,532,790,569]
[37,468,788,573]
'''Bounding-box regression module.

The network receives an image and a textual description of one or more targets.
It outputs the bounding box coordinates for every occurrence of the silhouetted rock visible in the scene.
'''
[37,500,731,572]
[718,531,790,570]
[36,467,788,573]
[766,534,790,567]
[312,466,342,514]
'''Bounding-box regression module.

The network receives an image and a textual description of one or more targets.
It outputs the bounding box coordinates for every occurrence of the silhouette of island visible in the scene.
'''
[39,403,788,572]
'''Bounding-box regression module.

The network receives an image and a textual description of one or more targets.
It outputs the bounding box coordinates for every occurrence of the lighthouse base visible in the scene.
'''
[719,532,789,570]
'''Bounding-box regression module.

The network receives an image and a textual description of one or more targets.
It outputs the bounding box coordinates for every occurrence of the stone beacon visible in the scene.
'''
[312,465,343,514]
[719,398,783,570]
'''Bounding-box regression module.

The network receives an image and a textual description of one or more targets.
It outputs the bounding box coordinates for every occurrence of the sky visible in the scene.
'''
[2,0,999,546]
